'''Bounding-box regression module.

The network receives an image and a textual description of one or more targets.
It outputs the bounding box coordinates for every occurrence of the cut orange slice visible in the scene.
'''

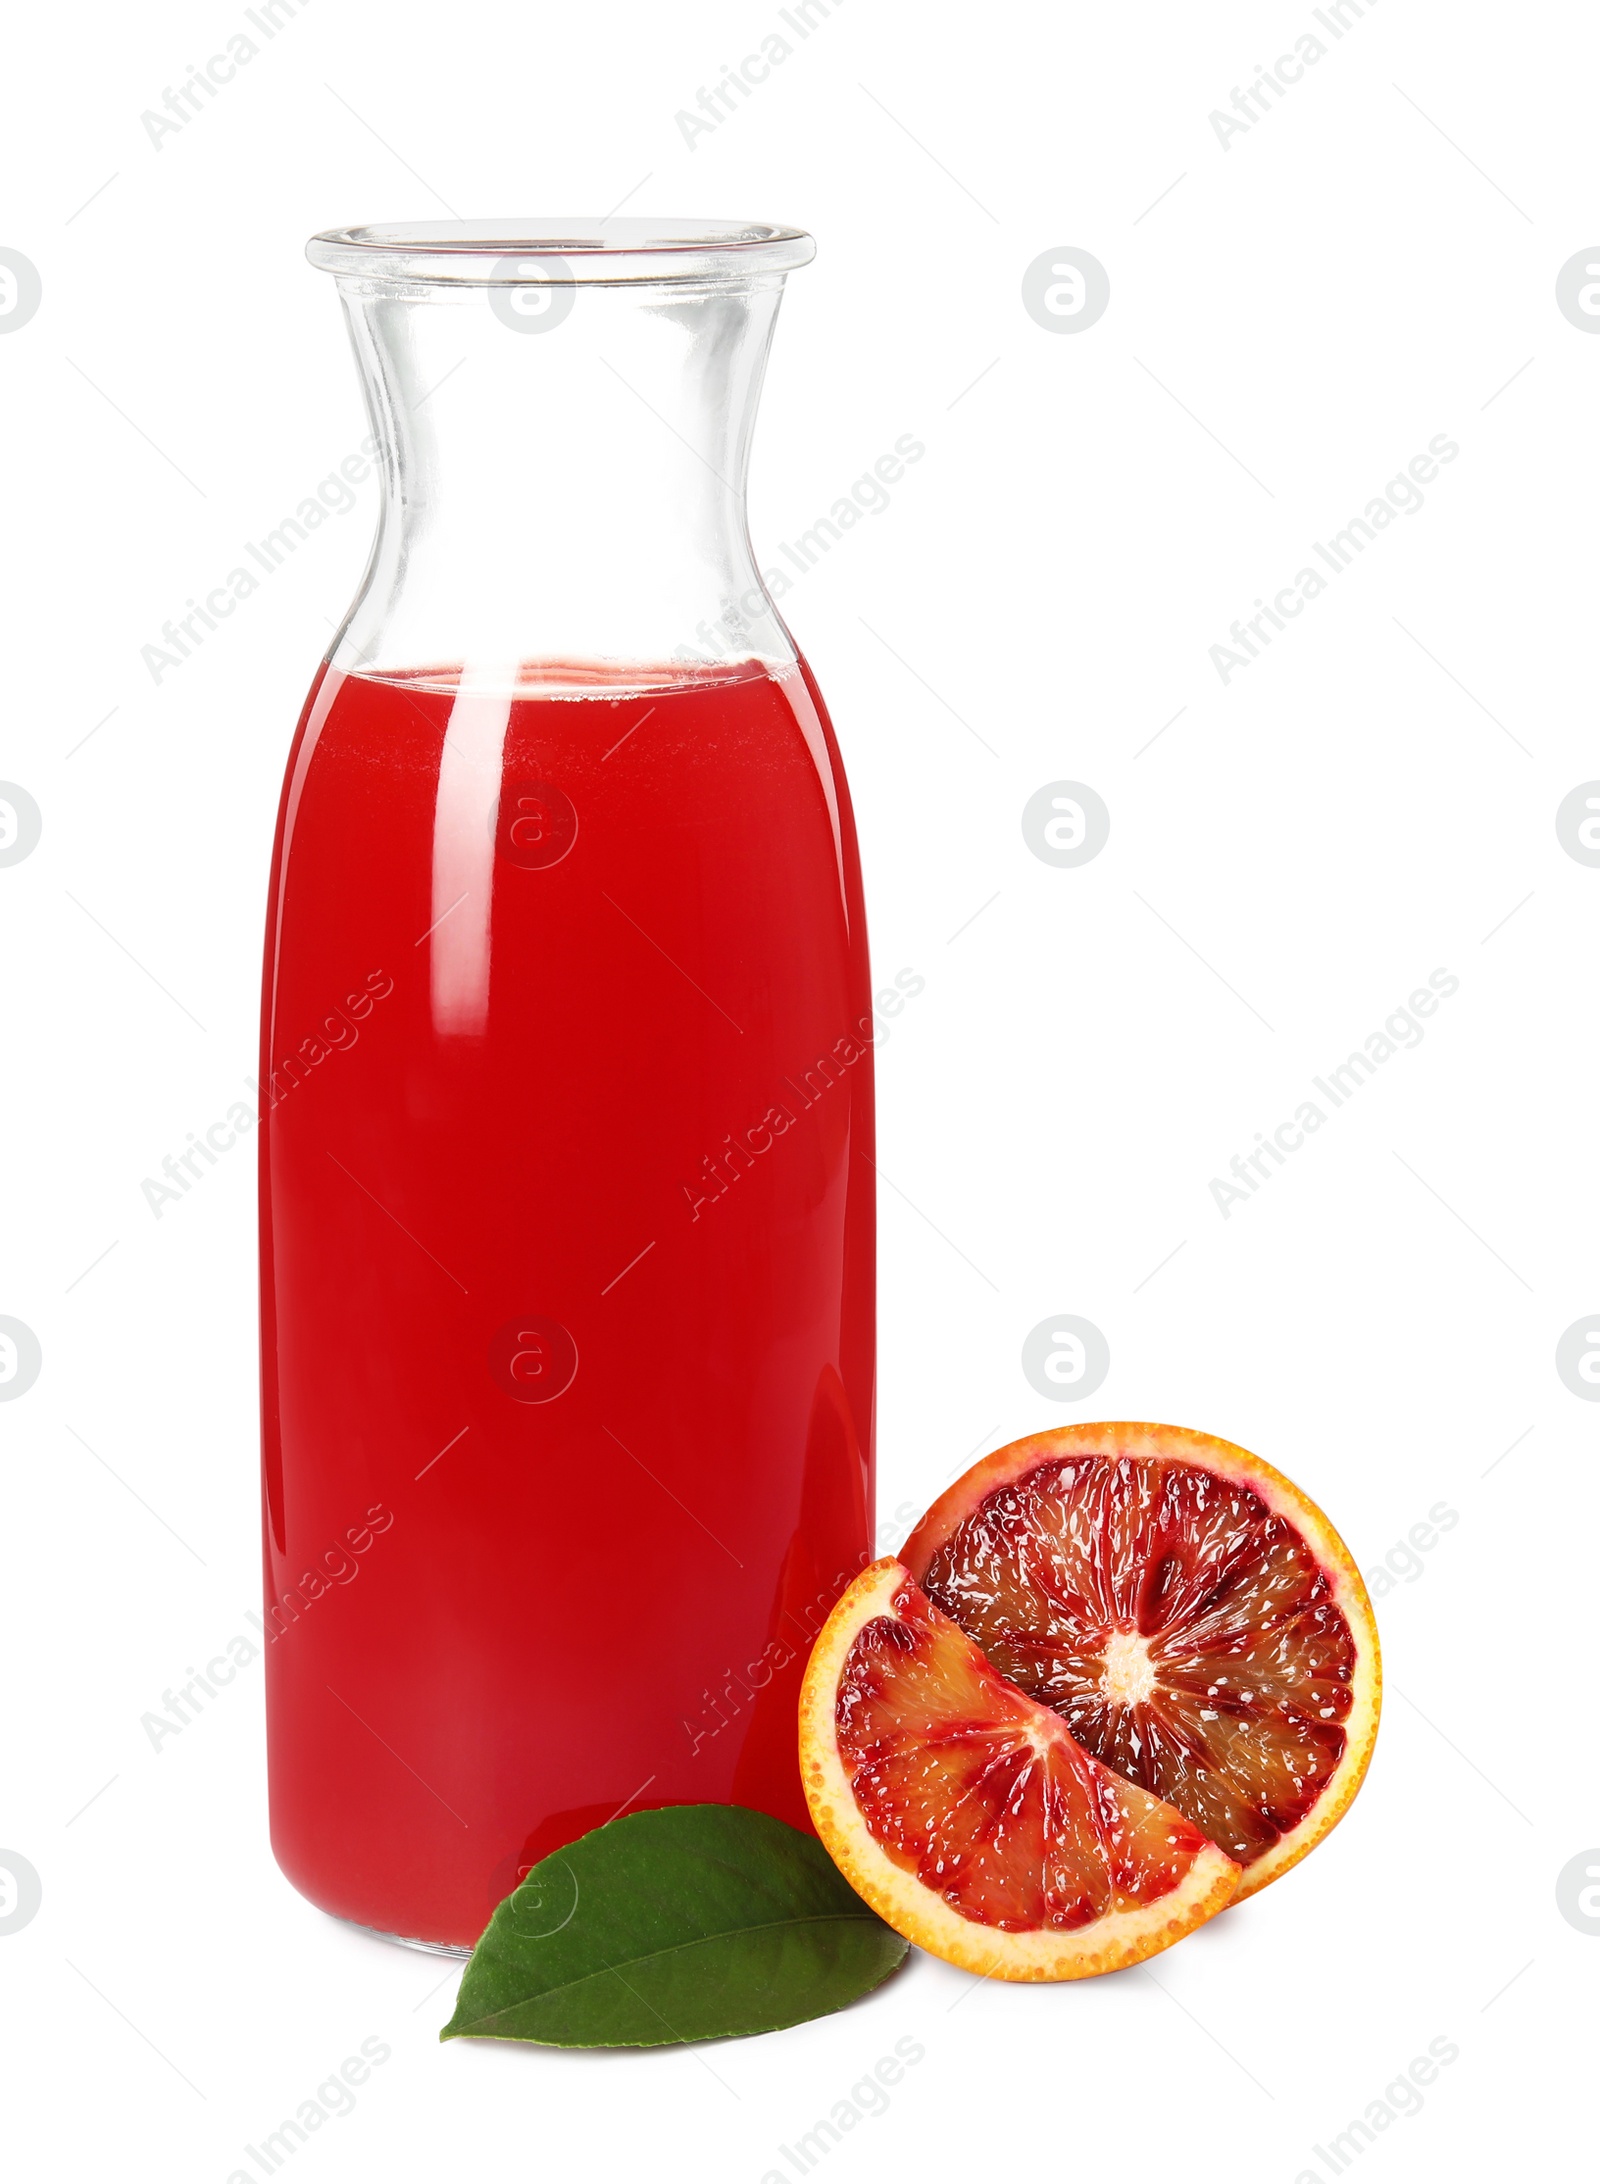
[901,1423,1381,1900]
[799,1558,1239,1980]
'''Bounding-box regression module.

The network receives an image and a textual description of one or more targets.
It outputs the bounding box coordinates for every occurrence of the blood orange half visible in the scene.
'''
[799,1559,1239,1980]
[901,1423,1381,1900]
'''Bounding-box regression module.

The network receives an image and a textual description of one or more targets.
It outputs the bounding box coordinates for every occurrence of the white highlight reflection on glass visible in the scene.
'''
[429,663,514,1036]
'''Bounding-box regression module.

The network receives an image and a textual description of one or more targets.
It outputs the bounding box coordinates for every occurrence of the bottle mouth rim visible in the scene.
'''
[307,218,816,286]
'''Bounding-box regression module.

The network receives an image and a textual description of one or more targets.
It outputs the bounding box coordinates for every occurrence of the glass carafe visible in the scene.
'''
[258,221,875,1950]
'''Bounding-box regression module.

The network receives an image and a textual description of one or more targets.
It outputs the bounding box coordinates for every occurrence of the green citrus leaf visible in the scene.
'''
[440,1804,907,2048]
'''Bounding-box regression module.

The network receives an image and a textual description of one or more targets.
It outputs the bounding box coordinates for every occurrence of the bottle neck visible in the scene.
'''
[331,276,795,687]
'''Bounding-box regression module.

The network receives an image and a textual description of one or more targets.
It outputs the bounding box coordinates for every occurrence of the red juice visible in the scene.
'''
[258,658,876,1947]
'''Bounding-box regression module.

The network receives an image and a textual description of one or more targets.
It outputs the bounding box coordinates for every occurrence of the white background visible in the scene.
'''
[2,2,1594,2177]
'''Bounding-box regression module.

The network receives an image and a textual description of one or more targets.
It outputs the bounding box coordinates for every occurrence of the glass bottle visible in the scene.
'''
[259,221,875,1950]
